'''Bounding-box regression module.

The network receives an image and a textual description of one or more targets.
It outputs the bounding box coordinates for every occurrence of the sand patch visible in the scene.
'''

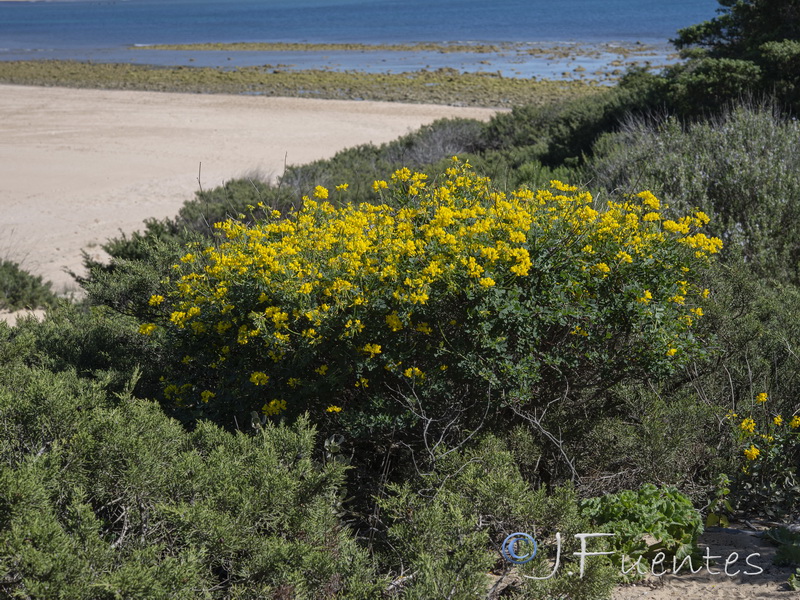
[0,84,500,293]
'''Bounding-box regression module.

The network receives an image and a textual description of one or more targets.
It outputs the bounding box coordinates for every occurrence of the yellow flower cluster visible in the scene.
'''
[740,417,756,434]
[152,160,718,410]
[743,445,760,461]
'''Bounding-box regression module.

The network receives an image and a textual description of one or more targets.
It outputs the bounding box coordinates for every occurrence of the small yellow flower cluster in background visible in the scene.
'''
[740,417,756,433]
[249,371,269,386]
[743,445,760,461]
[262,399,286,415]
[138,323,157,336]
[731,391,799,475]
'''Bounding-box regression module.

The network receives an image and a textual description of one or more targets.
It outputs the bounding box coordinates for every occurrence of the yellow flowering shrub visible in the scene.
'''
[142,160,720,438]
[727,391,800,514]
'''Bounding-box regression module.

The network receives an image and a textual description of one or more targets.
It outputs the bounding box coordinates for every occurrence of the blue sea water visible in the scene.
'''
[0,0,720,78]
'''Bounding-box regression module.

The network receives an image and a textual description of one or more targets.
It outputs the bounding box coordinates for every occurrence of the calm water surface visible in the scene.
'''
[0,0,720,78]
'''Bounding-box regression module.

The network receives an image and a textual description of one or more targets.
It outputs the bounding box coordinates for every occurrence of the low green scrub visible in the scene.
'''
[0,60,598,108]
[0,259,58,311]
[481,68,664,167]
[0,361,381,599]
[377,434,617,599]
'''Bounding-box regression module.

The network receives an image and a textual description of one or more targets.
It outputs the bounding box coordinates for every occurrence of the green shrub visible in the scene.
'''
[481,69,664,166]
[139,161,721,479]
[575,383,723,500]
[0,259,58,311]
[0,362,381,599]
[377,434,617,599]
[589,104,800,283]
[663,58,763,114]
[672,262,800,517]
[3,303,163,399]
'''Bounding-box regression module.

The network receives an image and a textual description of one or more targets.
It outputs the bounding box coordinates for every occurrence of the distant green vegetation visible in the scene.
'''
[3,1,800,596]
[140,40,661,61]
[0,60,599,107]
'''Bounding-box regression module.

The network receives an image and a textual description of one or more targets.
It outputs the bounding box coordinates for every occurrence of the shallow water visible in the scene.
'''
[0,0,719,79]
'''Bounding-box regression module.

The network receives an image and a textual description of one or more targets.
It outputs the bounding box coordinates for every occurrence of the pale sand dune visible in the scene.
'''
[0,84,501,295]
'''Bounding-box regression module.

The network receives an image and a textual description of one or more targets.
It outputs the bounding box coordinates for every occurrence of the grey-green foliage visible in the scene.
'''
[377,433,617,600]
[589,104,800,283]
[0,359,381,599]
[0,259,58,311]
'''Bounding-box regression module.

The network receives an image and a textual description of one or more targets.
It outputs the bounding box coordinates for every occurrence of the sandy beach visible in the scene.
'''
[0,84,500,295]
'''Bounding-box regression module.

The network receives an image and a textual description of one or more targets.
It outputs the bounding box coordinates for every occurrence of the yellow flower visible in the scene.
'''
[200,390,216,403]
[740,417,756,434]
[415,322,433,335]
[138,323,157,336]
[774,415,783,426]
[313,185,329,199]
[615,250,633,264]
[479,277,496,288]
[386,312,403,332]
[263,399,287,415]
[315,364,329,375]
[362,343,382,358]
[326,405,343,413]
[250,371,269,386]
[743,445,760,461]
[335,183,349,191]
[148,294,165,306]
[756,392,768,403]
[638,290,653,304]
[790,415,800,429]
[594,262,611,274]
[666,348,677,357]
[403,366,425,380]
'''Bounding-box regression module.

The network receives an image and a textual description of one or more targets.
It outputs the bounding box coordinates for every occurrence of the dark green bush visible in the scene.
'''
[0,259,58,311]
[4,303,162,399]
[670,0,800,113]
[481,69,664,167]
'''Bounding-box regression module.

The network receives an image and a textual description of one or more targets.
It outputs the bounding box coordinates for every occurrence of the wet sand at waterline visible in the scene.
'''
[0,84,501,297]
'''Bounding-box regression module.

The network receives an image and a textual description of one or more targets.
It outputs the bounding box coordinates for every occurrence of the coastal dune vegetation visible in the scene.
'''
[2,0,800,597]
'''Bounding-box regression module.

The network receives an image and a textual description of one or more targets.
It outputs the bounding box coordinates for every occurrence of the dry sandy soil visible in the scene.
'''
[0,84,500,301]
[611,524,800,600]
